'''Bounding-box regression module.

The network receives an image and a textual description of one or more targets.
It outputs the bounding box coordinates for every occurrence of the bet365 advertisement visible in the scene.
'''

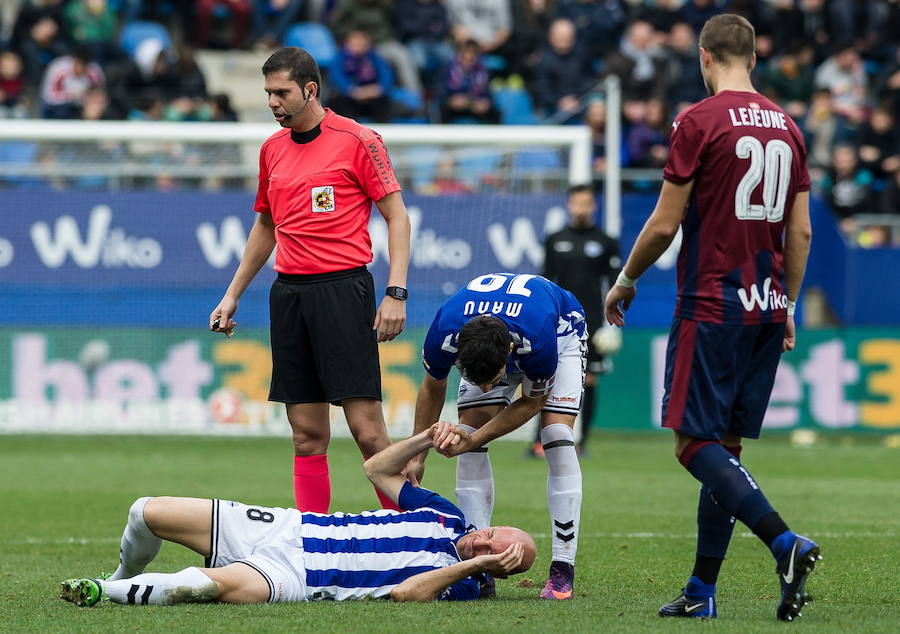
[1,327,897,435]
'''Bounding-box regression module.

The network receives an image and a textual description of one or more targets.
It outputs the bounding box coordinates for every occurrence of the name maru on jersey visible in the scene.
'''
[727,107,789,130]
[462,300,524,318]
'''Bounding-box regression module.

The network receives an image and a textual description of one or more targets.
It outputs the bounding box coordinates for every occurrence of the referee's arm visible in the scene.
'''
[373,191,411,342]
[210,213,276,335]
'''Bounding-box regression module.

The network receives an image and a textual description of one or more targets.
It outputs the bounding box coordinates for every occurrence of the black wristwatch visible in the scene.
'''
[385,286,408,301]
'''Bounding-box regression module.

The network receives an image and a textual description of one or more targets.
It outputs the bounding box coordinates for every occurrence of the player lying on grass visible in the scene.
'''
[59,425,536,607]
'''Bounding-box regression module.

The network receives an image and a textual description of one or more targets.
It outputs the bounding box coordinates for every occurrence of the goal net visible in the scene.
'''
[0,117,613,438]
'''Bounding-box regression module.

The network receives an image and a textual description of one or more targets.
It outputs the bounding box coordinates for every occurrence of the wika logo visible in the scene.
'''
[30,205,162,269]
[736,277,788,312]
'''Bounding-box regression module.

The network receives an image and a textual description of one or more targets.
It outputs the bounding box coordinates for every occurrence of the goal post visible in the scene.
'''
[0,93,624,437]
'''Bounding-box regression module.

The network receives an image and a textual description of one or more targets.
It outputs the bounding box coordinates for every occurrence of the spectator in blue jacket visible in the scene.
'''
[533,18,589,122]
[440,39,499,124]
[252,0,305,50]
[556,0,627,60]
[823,144,875,235]
[396,0,453,79]
[329,29,394,122]
[677,0,727,35]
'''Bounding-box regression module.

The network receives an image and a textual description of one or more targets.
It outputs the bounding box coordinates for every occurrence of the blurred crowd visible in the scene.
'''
[0,0,899,243]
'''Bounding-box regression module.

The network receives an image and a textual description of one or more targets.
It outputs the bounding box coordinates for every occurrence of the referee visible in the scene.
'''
[531,184,620,456]
[210,47,411,513]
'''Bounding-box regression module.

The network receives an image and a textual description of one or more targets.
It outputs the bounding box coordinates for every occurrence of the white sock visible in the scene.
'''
[454,425,494,530]
[542,424,582,565]
[101,567,217,605]
[109,497,162,581]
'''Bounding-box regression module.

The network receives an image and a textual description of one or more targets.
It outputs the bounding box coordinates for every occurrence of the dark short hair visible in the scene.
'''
[567,183,594,198]
[457,316,511,385]
[699,14,755,67]
[72,45,93,65]
[262,47,321,91]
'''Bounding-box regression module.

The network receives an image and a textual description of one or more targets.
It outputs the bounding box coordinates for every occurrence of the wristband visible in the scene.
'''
[385,286,408,301]
[786,299,796,317]
[615,271,636,288]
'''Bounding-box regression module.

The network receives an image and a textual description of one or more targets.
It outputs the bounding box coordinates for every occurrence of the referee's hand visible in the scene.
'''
[374,296,406,343]
[210,296,238,338]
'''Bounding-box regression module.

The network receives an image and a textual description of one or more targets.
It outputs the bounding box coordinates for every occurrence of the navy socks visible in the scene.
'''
[682,441,776,529]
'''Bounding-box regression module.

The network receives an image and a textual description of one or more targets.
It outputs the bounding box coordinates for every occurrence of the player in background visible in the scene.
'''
[209,48,411,513]
[528,183,621,457]
[407,273,586,600]
[604,15,818,621]
[58,425,536,607]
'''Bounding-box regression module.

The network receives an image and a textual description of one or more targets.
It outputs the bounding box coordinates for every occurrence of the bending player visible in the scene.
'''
[406,273,586,600]
[58,425,536,607]
[604,15,819,622]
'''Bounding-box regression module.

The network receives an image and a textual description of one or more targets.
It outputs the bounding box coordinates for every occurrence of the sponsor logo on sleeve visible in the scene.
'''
[311,186,335,213]
[367,137,397,188]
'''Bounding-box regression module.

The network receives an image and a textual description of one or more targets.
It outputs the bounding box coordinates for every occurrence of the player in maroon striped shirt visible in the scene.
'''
[604,15,819,622]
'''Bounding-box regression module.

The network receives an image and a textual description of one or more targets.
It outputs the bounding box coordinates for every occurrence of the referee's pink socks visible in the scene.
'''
[363,457,401,511]
[374,486,400,512]
[293,454,331,513]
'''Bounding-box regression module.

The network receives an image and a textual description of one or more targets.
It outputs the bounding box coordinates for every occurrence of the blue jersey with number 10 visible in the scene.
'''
[422,273,586,385]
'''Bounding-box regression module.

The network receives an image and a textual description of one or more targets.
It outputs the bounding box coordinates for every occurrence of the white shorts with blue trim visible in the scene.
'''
[207,499,308,603]
[456,330,587,416]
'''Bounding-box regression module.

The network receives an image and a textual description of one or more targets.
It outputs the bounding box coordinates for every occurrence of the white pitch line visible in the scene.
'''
[10,531,898,546]
[530,531,899,539]
[11,537,120,545]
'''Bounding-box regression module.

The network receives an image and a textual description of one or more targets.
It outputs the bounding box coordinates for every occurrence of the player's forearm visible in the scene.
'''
[469,396,545,447]
[413,379,447,436]
[390,559,483,602]
[621,218,678,281]
[783,251,810,302]
[224,218,276,300]
[783,195,812,301]
[365,430,434,483]
[620,180,691,283]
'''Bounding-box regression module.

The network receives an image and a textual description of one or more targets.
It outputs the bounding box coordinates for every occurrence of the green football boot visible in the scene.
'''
[59,578,104,607]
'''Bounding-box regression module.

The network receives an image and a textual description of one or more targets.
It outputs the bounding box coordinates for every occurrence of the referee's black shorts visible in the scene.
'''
[269,266,381,405]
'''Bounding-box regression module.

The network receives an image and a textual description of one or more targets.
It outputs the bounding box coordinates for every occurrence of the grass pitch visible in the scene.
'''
[1,432,898,633]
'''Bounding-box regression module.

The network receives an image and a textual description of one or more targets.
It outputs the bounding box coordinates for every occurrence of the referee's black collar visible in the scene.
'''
[290,123,322,144]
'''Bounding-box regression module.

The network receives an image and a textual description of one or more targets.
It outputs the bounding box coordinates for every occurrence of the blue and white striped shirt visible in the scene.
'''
[300,482,481,601]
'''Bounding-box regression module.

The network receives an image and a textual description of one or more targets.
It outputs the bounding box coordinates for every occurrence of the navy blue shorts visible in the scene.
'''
[661,317,785,440]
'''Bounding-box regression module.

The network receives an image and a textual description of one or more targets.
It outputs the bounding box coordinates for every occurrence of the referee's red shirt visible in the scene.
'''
[254,109,402,274]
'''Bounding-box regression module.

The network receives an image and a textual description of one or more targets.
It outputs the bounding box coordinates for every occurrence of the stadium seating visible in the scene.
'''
[284,23,339,70]
[457,148,503,186]
[403,145,442,190]
[390,87,428,124]
[119,21,173,58]
[493,89,537,125]
[0,141,41,188]
[511,147,564,189]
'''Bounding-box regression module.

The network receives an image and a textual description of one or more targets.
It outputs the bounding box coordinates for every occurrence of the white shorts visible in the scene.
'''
[207,499,307,603]
[457,331,587,417]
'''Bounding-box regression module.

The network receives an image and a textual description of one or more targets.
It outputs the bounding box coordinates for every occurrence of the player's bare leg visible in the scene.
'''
[286,402,331,512]
[456,404,503,530]
[343,397,399,509]
[62,563,270,607]
[107,496,214,582]
[62,497,269,607]
[538,413,581,600]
